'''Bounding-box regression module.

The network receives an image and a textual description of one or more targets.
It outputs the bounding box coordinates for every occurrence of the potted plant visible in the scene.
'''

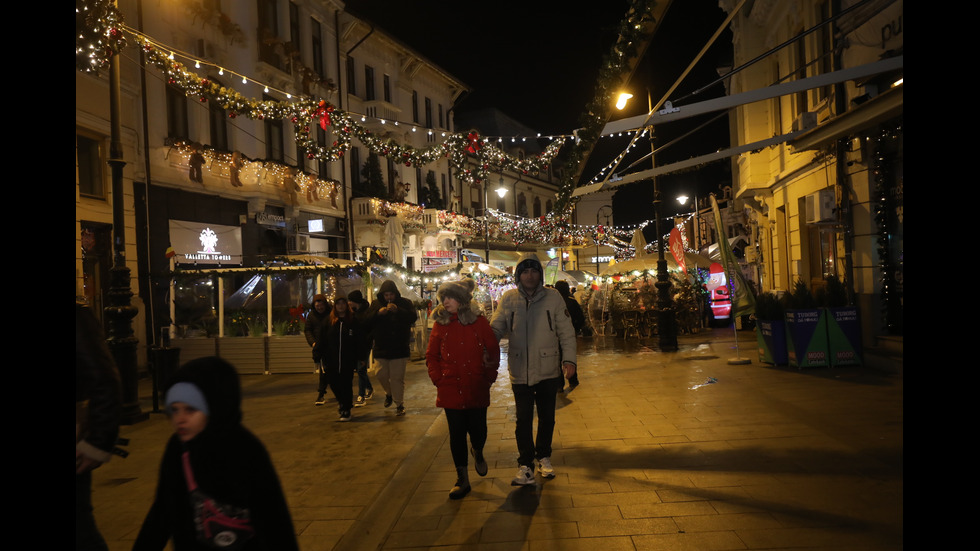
[821,275,862,366]
[754,292,788,365]
[784,278,829,368]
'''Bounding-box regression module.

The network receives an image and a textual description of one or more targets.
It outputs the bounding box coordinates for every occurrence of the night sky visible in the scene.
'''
[343,1,733,227]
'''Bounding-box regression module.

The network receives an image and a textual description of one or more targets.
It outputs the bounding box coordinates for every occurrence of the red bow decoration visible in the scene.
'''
[466,132,481,154]
[315,101,333,130]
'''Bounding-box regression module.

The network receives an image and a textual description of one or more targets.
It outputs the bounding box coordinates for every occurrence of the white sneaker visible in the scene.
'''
[354,396,366,407]
[537,457,555,478]
[511,465,536,486]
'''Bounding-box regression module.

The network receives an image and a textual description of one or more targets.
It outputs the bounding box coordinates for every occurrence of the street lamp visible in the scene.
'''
[617,89,677,351]
[484,174,508,264]
[595,205,612,274]
[677,194,700,252]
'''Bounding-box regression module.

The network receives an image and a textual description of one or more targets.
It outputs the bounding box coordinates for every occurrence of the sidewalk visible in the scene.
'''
[91,328,903,550]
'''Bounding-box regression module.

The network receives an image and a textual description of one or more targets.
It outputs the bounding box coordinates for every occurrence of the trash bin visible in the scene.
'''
[149,346,181,412]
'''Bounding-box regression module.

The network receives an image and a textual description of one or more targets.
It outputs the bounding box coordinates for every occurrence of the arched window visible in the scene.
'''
[533,197,542,218]
[517,193,528,217]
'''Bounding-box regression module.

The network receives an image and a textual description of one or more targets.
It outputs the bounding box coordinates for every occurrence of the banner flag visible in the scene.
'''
[710,195,755,317]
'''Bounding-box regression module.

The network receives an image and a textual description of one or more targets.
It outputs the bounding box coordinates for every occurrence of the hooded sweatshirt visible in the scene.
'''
[365,280,418,359]
[133,357,299,551]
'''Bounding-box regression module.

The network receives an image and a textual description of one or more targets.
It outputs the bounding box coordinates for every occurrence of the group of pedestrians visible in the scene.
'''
[305,280,418,421]
[426,257,579,498]
[305,256,581,500]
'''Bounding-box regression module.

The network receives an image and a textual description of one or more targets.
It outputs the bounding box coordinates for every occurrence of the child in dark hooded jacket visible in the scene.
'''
[133,357,298,551]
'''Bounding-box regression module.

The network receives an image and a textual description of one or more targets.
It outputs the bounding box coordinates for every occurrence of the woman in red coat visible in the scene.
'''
[426,278,500,499]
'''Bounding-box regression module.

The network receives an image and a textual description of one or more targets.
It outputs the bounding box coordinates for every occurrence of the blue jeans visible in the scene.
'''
[512,376,562,468]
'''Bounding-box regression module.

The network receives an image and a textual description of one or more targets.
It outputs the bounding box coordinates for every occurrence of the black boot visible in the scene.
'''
[449,466,471,500]
[471,447,488,477]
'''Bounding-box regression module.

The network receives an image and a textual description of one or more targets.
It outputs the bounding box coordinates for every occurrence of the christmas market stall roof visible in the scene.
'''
[428,262,507,277]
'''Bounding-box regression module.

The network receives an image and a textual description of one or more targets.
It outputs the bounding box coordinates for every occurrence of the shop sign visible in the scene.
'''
[168,220,242,265]
[256,212,286,227]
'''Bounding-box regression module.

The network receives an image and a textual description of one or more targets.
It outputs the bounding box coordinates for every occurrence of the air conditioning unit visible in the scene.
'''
[791,111,817,132]
[289,234,310,253]
[805,189,835,223]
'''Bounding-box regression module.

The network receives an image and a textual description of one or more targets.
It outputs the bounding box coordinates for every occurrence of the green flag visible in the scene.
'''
[710,195,755,317]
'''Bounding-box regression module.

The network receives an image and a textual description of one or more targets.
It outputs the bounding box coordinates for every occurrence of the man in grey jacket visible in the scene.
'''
[490,257,577,486]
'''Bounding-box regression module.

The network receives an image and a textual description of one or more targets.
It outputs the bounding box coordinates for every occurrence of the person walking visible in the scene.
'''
[554,280,584,391]
[490,258,577,486]
[320,296,361,421]
[76,302,122,551]
[133,357,299,550]
[347,290,375,407]
[365,280,418,416]
[426,279,500,499]
[305,294,331,406]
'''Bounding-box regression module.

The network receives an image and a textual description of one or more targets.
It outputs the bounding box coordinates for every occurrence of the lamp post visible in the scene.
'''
[483,175,508,264]
[677,194,700,252]
[595,204,612,274]
[617,89,677,351]
[106,11,147,423]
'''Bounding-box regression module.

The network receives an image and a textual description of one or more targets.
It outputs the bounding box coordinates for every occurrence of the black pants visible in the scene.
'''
[322,362,354,411]
[512,376,562,467]
[76,471,108,551]
[444,408,488,467]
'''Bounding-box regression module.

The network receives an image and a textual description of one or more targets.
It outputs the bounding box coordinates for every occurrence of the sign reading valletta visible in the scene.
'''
[168,220,243,265]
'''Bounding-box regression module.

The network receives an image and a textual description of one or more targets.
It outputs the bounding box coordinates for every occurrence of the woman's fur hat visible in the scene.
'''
[433,278,481,325]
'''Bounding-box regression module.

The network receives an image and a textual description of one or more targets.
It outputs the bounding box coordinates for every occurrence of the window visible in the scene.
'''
[264,94,284,162]
[208,79,228,150]
[441,174,447,207]
[412,91,419,123]
[166,84,188,140]
[438,104,444,129]
[257,0,281,69]
[383,74,391,103]
[349,147,361,190]
[317,127,330,180]
[793,28,808,116]
[289,2,300,54]
[815,1,833,102]
[76,132,105,198]
[533,197,541,218]
[364,66,375,101]
[311,17,323,77]
[346,56,356,96]
[424,97,432,128]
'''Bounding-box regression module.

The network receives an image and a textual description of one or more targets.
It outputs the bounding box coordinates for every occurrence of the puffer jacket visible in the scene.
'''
[490,282,577,386]
[426,301,500,409]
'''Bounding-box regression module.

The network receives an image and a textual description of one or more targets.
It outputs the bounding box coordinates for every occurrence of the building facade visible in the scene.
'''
[722,0,903,342]
[76,0,469,362]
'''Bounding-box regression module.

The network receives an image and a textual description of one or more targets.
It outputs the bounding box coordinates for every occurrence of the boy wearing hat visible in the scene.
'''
[490,257,577,486]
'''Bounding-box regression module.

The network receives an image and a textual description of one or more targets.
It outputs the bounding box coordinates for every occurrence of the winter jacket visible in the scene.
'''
[304,307,330,362]
[365,280,418,359]
[490,282,577,386]
[134,357,299,551]
[76,303,122,464]
[426,301,500,410]
[319,313,361,373]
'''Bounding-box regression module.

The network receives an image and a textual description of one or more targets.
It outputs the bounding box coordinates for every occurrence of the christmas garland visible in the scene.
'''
[79,0,661,246]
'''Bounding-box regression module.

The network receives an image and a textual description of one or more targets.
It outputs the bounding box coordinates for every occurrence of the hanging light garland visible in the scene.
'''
[80,0,665,248]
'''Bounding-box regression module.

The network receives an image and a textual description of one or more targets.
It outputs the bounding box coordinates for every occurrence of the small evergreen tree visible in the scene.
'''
[358,151,387,199]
